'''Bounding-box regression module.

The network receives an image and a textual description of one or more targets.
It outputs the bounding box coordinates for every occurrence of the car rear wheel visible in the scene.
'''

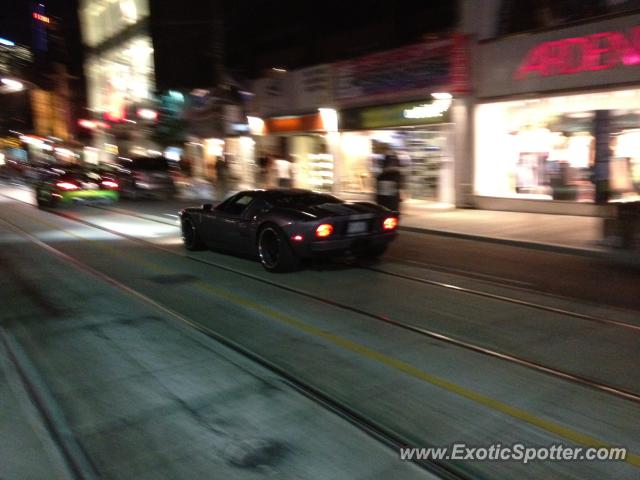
[36,189,56,209]
[181,217,205,251]
[258,226,299,273]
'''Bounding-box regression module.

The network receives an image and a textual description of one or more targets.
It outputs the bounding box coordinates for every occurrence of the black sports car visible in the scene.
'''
[179,189,399,272]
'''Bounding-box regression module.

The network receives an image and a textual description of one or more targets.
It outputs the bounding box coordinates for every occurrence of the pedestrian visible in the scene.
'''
[215,156,229,200]
[274,154,293,188]
[375,152,403,212]
[257,153,269,188]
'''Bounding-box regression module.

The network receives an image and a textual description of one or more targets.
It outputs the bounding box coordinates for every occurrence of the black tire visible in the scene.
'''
[356,244,388,260]
[258,226,299,272]
[36,189,56,209]
[181,217,205,251]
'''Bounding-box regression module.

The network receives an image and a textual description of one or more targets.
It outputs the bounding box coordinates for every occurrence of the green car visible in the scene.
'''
[35,165,120,208]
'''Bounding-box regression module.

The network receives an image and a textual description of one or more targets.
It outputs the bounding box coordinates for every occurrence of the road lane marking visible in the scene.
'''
[7,207,640,467]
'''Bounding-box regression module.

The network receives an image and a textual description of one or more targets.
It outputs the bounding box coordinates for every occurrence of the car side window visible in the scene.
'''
[221,193,256,216]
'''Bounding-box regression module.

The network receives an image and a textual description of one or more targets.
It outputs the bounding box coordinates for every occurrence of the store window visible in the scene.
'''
[475,89,640,202]
[80,0,150,47]
[288,136,334,192]
[86,36,154,111]
[338,127,453,203]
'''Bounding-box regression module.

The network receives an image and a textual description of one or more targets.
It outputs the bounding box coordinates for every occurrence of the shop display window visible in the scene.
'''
[476,89,640,202]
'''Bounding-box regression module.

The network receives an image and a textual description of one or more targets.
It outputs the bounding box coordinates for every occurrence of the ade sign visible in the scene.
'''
[516,26,640,79]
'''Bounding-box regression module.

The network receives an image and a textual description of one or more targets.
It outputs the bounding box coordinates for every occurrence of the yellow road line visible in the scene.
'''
[13,208,640,467]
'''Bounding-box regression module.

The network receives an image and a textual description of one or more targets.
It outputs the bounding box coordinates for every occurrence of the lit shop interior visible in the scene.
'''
[256,110,340,193]
[475,90,640,202]
[339,127,454,204]
[85,36,155,117]
[80,0,149,48]
[255,134,335,192]
[183,137,257,190]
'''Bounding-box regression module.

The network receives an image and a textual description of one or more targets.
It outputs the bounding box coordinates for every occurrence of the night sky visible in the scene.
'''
[0,0,31,46]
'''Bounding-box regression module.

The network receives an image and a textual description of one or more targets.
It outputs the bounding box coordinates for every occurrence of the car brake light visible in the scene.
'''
[56,181,79,191]
[315,224,333,238]
[292,234,304,242]
[383,217,398,230]
[101,180,119,189]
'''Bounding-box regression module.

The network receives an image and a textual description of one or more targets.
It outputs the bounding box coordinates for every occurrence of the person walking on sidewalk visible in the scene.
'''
[215,156,229,200]
[274,154,293,188]
[376,153,403,212]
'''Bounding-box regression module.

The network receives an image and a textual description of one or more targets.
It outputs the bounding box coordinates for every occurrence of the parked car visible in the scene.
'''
[180,189,399,272]
[115,155,176,200]
[35,164,120,208]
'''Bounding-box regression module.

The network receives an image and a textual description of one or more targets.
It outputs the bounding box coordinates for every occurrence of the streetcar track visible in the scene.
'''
[94,202,640,332]
[365,265,640,332]
[3,195,639,404]
[383,255,640,321]
[90,202,640,331]
[0,213,468,480]
[386,256,536,287]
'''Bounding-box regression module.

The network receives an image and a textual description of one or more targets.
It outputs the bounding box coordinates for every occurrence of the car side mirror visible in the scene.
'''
[202,203,213,211]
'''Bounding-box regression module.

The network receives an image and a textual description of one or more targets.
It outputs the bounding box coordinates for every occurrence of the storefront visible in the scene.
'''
[258,111,339,192]
[181,91,254,193]
[474,13,640,215]
[249,34,471,203]
[339,96,455,204]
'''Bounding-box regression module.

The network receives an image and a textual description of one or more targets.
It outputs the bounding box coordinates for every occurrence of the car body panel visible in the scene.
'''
[58,189,119,204]
[34,165,120,206]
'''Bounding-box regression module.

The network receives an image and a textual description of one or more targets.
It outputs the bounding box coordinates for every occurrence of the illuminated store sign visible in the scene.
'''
[33,13,50,23]
[403,94,452,119]
[516,27,640,79]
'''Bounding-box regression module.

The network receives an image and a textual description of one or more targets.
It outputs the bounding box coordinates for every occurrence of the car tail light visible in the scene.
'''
[292,234,304,242]
[315,224,333,238]
[383,217,398,230]
[101,180,119,189]
[56,181,79,191]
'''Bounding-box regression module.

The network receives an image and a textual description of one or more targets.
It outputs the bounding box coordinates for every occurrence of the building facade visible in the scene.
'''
[250,34,472,206]
[467,0,640,216]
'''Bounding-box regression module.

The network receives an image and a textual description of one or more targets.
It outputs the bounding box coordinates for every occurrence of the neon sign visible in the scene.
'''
[515,27,640,79]
[33,12,50,23]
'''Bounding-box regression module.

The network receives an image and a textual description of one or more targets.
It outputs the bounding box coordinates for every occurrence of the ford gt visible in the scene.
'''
[179,189,399,272]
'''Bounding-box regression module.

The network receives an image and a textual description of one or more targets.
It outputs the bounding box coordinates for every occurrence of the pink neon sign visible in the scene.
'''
[515,27,640,79]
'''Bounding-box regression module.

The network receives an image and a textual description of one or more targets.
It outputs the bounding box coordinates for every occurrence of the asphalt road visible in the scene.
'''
[1,183,639,479]
[99,194,640,311]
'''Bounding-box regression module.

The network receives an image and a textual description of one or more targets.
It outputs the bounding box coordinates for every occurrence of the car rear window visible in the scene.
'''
[270,192,344,208]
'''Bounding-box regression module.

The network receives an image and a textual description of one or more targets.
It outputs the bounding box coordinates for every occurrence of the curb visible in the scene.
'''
[398,225,640,267]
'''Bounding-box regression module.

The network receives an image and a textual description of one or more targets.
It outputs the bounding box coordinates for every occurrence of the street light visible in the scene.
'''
[1,78,25,92]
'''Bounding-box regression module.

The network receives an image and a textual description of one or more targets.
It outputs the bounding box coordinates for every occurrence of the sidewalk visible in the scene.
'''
[399,200,604,253]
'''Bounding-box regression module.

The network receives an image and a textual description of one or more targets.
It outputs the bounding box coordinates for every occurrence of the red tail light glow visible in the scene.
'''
[292,234,304,242]
[56,181,79,191]
[315,224,334,238]
[101,180,119,189]
[383,217,398,230]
